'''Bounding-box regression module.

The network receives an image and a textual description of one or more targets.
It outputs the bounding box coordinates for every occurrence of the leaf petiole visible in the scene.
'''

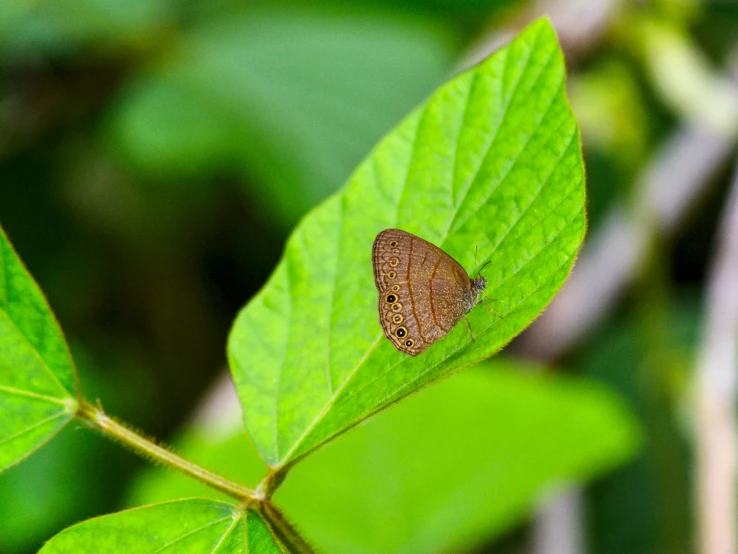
[76,401,260,504]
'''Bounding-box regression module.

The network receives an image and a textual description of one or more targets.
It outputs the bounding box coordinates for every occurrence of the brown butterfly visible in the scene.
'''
[372,228,490,356]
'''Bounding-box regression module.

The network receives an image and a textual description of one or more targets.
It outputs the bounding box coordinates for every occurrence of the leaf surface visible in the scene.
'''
[0,226,78,472]
[39,499,281,553]
[228,18,585,468]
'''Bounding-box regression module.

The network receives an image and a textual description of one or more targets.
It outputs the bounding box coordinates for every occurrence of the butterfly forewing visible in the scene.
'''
[372,229,475,356]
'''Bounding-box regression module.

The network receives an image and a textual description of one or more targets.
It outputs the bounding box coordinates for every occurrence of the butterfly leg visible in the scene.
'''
[463,315,476,342]
[480,293,504,319]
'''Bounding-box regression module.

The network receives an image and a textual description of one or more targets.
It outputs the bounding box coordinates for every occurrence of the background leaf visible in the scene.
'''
[38,499,281,553]
[0,0,174,56]
[228,18,585,469]
[0,227,78,473]
[108,9,457,226]
[127,362,640,553]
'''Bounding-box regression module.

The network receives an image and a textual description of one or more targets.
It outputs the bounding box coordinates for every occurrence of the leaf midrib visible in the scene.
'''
[0,384,71,405]
[207,513,242,554]
[0,410,71,449]
[151,514,234,553]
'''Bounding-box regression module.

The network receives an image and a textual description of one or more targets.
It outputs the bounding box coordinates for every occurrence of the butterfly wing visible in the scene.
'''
[372,229,472,355]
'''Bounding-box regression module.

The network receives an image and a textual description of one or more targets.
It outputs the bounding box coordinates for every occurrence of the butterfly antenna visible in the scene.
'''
[475,260,492,279]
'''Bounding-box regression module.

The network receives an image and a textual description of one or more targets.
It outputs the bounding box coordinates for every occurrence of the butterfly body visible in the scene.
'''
[372,228,486,356]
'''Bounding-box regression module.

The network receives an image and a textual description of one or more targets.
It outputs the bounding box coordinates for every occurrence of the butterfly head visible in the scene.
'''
[473,275,486,291]
[460,276,486,315]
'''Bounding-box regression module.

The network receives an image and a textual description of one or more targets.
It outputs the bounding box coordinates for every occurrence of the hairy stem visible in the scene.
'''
[260,501,317,554]
[76,401,260,503]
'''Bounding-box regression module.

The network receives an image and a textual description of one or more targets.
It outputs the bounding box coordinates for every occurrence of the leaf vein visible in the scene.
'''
[273,265,293,463]
[325,200,346,397]
[152,515,233,553]
[450,67,481,208]
[0,384,70,405]
[0,410,70,449]
[276,334,384,467]
[474,123,578,275]
[207,514,241,554]
[394,104,430,225]
[445,38,559,238]
[0,310,72,399]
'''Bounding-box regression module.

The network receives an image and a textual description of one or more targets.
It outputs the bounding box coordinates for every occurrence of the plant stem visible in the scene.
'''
[260,500,316,554]
[77,400,259,503]
[696,160,738,554]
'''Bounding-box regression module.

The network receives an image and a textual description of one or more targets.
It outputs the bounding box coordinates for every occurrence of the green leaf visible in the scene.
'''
[39,499,282,553]
[127,362,640,553]
[108,9,456,225]
[228,18,585,469]
[0,226,78,473]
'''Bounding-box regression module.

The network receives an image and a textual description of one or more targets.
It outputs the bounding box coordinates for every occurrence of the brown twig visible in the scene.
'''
[695,159,738,554]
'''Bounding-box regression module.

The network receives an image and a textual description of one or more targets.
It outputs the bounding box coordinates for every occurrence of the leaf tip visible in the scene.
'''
[525,15,558,40]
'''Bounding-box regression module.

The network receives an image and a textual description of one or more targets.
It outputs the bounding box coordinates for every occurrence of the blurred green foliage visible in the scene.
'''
[108,10,457,225]
[582,295,697,554]
[2,0,738,552]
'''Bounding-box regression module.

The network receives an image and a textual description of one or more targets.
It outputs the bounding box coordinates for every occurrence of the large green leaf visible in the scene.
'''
[0,226,78,473]
[39,499,282,553]
[127,362,639,553]
[228,18,585,469]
